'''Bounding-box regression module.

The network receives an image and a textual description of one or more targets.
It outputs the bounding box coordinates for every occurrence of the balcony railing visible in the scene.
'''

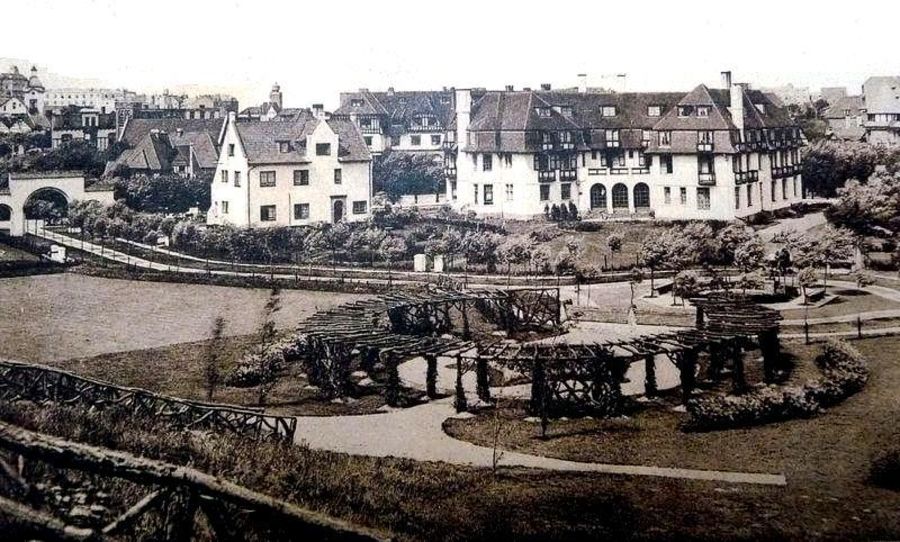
[698,172,716,185]
[610,167,629,175]
[559,142,575,150]
[559,169,577,181]
[697,141,714,152]
[606,141,621,148]
[588,168,607,175]
[538,170,556,182]
[772,164,800,178]
[541,143,554,151]
[407,124,442,132]
[734,170,759,184]
[358,125,381,134]
[443,167,457,179]
[631,167,651,175]
[442,140,456,150]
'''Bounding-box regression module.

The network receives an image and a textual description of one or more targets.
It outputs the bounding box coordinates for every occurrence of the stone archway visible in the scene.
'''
[0,172,114,236]
[23,186,70,222]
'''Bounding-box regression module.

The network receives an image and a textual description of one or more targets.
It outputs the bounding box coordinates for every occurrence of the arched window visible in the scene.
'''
[612,183,629,209]
[0,205,11,221]
[634,183,651,208]
[589,183,607,209]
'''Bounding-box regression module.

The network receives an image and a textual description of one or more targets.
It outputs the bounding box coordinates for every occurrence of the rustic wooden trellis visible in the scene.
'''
[0,361,297,442]
[0,421,385,542]
[292,287,562,402]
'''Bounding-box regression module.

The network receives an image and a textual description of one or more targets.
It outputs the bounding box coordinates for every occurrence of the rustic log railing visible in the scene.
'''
[0,360,297,442]
[0,421,387,542]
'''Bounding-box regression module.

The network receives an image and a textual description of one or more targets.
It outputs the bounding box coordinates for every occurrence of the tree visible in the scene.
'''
[802,140,878,198]
[498,236,533,284]
[797,266,818,306]
[379,235,408,284]
[606,232,623,253]
[639,234,671,296]
[204,316,226,400]
[817,226,857,293]
[827,172,900,235]
[372,151,443,202]
[734,237,766,276]
[673,270,700,306]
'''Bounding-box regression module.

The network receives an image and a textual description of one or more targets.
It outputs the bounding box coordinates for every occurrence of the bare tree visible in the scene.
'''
[203,316,226,400]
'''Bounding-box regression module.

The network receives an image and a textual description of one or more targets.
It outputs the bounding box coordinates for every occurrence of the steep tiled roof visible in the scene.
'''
[118,132,175,172]
[336,90,454,130]
[235,113,371,165]
[120,118,224,148]
[824,95,865,119]
[168,130,218,169]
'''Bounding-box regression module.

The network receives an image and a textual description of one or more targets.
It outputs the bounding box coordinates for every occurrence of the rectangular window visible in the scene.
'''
[260,205,277,222]
[658,131,671,147]
[735,187,741,210]
[259,171,276,187]
[431,134,441,145]
[473,184,479,204]
[234,171,241,187]
[505,183,513,201]
[352,200,368,214]
[697,106,710,117]
[771,180,777,202]
[316,143,331,156]
[220,170,228,183]
[664,186,671,204]
[293,203,309,220]
[483,154,492,171]
[602,106,617,117]
[334,169,342,184]
[221,201,229,214]
[660,155,673,174]
[293,170,309,186]
[410,135,421,146]
[451,181,457,200]
[539,184,550,201]
[364,136,372,146]
[483,184,494,205]
[680,187,687,205]
[561,183,571,200]
[228,144,234,157]
[697,187,711,210]
[782,178,788,200]
[747,184,753,207]
[648,105,662,117]
[279,141,291,153]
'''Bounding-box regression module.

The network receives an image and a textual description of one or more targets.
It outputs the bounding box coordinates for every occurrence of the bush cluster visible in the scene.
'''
[684,339,868,431]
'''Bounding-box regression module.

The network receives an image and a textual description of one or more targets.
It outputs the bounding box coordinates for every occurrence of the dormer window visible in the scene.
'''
[678,106,693,117]
[554,105,573,117]
[658,131,672,147]
[278,141,291,153]
[535,107,551,117]
[697,106,710,117]
[316,143,331,156]
[440,95,451,105]
[601,106,617,117]
[351,99,364,107]
[647,105,662,117]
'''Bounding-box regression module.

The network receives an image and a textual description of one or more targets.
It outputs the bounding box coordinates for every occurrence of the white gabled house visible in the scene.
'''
[207,111,373,228]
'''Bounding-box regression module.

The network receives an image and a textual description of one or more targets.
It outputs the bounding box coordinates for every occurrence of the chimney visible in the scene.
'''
[228,111,236,123]
[312,103,326,119]
[540,83,551,91]
[523,87,531,91]
[505,85,514,92]
[578,73,587,94]
[721,71,732,89]
[455,88,472,153]
[359,88,368,93]
[730,79,745,133]
[387,87,395,96]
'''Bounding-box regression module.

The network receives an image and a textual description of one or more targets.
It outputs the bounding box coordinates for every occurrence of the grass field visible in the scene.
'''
[0,273,367,362]
[0,241,39,262]
[781,287,900,320]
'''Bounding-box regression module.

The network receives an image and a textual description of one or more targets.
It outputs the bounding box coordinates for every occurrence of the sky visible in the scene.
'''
[3,0,899,110]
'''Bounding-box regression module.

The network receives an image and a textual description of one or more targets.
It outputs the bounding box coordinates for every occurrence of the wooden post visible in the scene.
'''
[678,350,697,406]
[475,355,491,402]
[644,354,657,397]
[384,353,400,407]
[461,300,471,340]
[425,354,438,399]
[731,342,747,395]
[454,354,468,413]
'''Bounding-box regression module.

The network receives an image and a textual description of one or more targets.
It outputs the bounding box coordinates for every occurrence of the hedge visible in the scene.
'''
[683,339,868,431]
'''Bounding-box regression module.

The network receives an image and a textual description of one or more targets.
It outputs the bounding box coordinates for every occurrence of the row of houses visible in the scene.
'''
[204,72,807,229]
[824,76,900,145]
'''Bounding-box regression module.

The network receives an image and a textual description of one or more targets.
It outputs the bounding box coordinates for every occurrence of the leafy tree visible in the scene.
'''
[802,140,878,197]
[797,267,818,305]
[204,316,226,400]
[606,232,623,253]
[639,234,671,296]
[379,235,408,283]
[372,151,443,202]
[673,270,700,306]
[826,173,900,235]
[113,172,212,213]
[734,237,766,276]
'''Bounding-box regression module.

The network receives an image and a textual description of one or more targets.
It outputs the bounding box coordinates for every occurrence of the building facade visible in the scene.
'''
[334,88,456,156]
[824,95,866,141]
[445,73,805,221]
[861,76,900,146]
[207,112,372,228]
[0,66,45,115]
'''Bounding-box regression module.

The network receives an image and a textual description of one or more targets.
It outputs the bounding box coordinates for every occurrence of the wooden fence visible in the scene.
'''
[0,421,386,542]
[0,360,296,442]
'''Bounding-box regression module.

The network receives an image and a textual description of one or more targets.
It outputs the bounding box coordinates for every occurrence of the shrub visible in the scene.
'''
[870,449,900,490]
[684,339,868,431]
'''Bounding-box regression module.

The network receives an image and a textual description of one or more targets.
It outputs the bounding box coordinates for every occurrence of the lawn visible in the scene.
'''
[0,241,39,262]
[781,287,900,320]
[46,334,398,416]
[444,336,900,540]
[0,273,367,362]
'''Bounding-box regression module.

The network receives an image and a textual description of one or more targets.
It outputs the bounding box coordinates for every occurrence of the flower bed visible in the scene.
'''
[684,339,868,431]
